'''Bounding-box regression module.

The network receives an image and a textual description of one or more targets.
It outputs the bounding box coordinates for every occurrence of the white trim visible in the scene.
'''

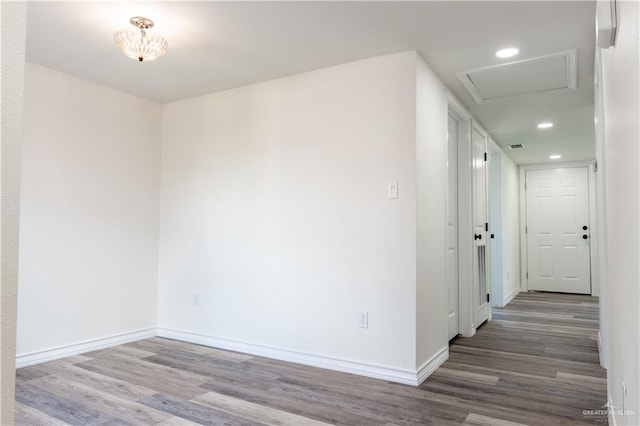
[519,161,598,295]
[519,165,529,292]
[503,286,520,307]
[157,327,429,386]
[448,92,473,338]
[455,110,474,337]
[447,92,472,122]
[16,326,449,387]
[597,330,602,363]
[444,92,471,335]
[470,121,490,327]
[594,47,608,370]
[416,346,449,385]
[596,0,618,48]
[16,327,156,368]
[588,162,600,297]
[471,120,488,138]
[445,103,458,341]
[488,138,502,308]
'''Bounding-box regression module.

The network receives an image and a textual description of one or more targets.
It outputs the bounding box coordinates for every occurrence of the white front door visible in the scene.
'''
[525,167,591,294]
[447,113,459,340]
[472,126,489,326]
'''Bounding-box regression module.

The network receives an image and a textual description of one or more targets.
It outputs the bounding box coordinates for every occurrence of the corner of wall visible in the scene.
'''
[416,346,449,385]
[0,2,27,423]
[158,52,422,378]
[18,64,163,358]
[415,53,449,369]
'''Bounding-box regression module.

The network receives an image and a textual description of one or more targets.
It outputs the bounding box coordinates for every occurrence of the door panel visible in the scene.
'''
[471,127,489,326]
[526,167,591,294]
[447,113,459,340]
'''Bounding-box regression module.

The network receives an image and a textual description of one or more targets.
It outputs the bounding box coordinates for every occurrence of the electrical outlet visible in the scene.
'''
[192,293,200,307]
[358,312,369,329]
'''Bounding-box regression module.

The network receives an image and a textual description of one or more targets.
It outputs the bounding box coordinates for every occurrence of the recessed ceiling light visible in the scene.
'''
[549,154,562,160]
[495,47,520,58]
[537,122,554,129]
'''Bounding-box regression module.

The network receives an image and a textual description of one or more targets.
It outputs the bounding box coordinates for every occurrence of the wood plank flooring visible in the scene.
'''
[15,292,607,425]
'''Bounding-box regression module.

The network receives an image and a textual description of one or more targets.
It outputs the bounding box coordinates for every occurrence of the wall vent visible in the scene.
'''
[457,50,577,104]
[508,144,525,149]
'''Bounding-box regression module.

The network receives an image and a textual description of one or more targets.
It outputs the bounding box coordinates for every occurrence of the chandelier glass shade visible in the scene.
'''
[114,17,168,62]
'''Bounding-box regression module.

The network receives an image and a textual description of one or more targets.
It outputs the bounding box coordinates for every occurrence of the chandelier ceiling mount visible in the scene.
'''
[114,16,168,63]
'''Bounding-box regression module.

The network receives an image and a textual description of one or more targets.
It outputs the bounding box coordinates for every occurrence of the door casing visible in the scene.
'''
[488,140,503,307]
[519,162,599,296]
[449,94,493,338]
[446,112,459,340]
[471,123,490,327]
[448,95,476,338]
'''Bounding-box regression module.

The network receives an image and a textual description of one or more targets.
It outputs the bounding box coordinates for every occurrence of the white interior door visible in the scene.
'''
[447,113,459,340]
[471,127,489,326]
[525,167,591,294]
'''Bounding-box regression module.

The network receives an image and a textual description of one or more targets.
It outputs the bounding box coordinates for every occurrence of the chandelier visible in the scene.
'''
[114,17,168,62]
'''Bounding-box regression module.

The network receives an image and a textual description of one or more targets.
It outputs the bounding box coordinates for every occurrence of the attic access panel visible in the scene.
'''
[458,50,577,104]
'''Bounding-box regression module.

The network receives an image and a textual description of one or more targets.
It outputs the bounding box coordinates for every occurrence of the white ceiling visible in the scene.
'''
[25,1,596,165]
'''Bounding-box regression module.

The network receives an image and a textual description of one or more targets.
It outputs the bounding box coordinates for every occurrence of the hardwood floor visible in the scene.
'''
[15,292,607,425]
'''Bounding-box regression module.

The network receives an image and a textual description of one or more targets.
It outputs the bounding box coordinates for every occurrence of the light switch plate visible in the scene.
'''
[388,182,398,199]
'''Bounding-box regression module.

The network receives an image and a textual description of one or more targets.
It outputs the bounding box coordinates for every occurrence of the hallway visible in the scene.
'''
[15,293,606,425]
[432,292,606,425]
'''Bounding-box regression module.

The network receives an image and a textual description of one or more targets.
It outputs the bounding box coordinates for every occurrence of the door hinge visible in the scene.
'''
[525,226,528,234]
[526,272,529,279]
[484,152,488,161]
[486,294,490,303]
[485,222,489,232]
[593,161,598,172]
[524,182,527,190]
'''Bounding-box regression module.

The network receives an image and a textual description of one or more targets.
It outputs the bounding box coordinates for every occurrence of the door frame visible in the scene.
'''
[446,111,460,340]
[519,161,599,295]
[470,121,491,327]
[447,94,475,337]
[488,139,503,307]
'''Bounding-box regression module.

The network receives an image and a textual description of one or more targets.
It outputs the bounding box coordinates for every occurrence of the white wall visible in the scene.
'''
[1,2,27,423]
[14,50,463,385]
[17,63,162,357]
[597,1,640,424]
[500,154,520,305]
[594,37,609,371]
[415,55,448,371]
[488,140,503,307]
[159,52,439,379]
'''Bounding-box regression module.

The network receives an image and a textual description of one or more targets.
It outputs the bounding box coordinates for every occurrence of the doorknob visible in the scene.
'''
[474,234,482,240]
[583,234,589,239]
[583,225,588,230]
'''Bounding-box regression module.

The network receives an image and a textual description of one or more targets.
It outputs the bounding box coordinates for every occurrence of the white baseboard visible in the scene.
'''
[157,327,433,386]
[416,346,448,385]
[17,326,450,386]
[16,327,156,368]
[598,330,602,352]
[503,286,521,306]
[598,330,608,369]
